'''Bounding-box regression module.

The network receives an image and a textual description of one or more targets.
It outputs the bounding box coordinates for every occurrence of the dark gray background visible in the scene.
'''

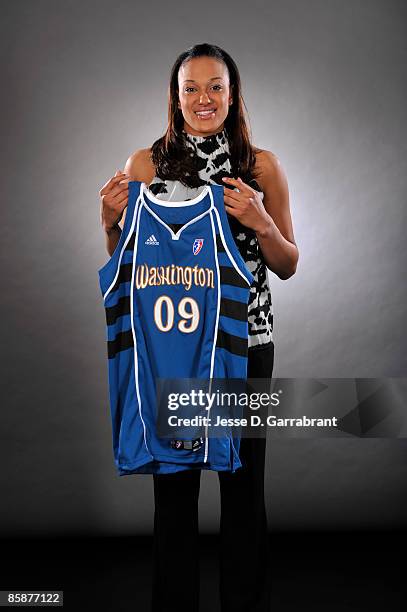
[1,0,406,536]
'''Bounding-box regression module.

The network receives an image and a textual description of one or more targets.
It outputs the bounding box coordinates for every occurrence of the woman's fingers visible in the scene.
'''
[99,171,132,230]
[99,172,129,196]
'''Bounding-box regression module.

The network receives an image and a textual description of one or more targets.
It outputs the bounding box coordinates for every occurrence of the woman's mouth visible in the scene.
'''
[195,108,216,120]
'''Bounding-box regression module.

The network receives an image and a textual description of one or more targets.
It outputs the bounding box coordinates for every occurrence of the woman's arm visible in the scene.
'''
[254,150,299,280]
[222,151,299,280]
[99,171,128,257]
[100,148,155,257]
[118,148,155,231]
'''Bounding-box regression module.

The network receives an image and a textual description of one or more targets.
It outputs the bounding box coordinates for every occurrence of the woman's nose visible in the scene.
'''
[199,93,211,104]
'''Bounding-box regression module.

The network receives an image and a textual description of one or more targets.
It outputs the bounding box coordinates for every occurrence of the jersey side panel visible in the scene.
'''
[211,205,252,380]
[211,187,254,471]
[99,182,154,473]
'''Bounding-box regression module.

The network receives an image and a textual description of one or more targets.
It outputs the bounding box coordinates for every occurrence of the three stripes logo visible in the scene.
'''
[145,234,159,246]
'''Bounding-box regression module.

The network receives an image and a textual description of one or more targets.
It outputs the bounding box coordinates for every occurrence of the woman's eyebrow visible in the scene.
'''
[182,77,224,83]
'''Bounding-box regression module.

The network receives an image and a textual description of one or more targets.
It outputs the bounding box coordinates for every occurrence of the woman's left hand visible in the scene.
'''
[222,176,271,233]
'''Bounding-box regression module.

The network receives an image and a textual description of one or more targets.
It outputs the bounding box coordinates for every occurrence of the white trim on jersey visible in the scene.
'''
[141,181,210,207]
[141,199,215,241]
[102,193,142,301]
[130,200,151,458]
[208,195,221,381]
[204,197,222,463]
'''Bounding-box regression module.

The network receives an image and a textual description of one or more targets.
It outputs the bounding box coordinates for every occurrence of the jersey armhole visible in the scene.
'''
[98,180,141,290]
[212,192,254,287]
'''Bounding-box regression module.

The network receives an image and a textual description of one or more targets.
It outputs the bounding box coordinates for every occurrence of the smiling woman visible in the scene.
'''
[147,52,281,351]
[98,42,298,612]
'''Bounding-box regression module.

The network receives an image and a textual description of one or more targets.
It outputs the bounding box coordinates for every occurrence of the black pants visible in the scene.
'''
[151,342,275,612]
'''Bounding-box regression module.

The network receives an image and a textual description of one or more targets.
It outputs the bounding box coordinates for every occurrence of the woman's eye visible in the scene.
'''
[185,85,223,93]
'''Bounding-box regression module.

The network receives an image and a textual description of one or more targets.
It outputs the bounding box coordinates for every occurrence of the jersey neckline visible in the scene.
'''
[139,182,215,241]
[140,181,211,207]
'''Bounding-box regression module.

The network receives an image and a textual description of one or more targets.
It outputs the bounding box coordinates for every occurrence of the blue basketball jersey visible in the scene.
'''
[98,180,254,475]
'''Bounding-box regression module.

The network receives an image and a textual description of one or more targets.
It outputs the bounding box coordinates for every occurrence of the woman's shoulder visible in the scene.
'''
[118,148,155,230]
[252,147,284,190]
[253,146,280,170]
[124,147,156,183]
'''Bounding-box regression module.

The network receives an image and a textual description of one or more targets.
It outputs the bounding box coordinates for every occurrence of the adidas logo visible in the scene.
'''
[145,234,159,246]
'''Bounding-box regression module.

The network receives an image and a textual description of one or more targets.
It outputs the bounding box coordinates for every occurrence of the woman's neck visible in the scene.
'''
[182,126,227,141]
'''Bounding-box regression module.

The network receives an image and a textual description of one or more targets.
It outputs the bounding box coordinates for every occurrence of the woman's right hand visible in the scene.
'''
[99,170,131,233]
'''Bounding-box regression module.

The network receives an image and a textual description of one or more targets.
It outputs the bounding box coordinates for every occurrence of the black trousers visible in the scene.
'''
[151,342,275,612]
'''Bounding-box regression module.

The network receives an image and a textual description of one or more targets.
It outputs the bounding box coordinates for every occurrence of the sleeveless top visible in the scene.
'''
[148,127,274,349]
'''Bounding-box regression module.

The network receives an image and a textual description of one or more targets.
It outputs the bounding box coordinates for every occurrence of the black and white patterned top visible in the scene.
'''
[148,127,273,349]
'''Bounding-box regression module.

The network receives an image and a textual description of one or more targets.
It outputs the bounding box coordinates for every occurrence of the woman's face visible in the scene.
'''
[177,56,232,136]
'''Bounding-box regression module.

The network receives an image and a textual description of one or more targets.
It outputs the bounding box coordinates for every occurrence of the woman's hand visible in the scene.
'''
[99,170,131,234]
[222,176,272,234]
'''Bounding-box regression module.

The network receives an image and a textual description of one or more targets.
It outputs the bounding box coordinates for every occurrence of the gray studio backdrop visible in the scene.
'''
[1,0,406,537]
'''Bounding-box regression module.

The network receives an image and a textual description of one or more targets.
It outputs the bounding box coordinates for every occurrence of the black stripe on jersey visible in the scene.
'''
[106,232,136,294]
[109,262,133,293]
[107,330,134,359]
[220,297,248,322]
[125,233,136,251]
[219,265,249,288]
[216,233,226,252]
[216,329,248,357]
[105,296,131,326]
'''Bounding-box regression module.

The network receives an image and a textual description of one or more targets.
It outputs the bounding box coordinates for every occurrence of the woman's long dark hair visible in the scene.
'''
[150,43,262,188]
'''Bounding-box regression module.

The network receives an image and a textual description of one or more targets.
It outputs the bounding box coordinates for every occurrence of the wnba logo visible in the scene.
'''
[193,238,204,255]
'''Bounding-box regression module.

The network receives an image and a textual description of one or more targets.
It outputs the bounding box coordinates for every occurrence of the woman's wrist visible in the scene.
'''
[254,215,274,239]
[105,222,121,236]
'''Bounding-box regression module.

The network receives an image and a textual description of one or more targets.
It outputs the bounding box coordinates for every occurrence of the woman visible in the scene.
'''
[99,43,298,612]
